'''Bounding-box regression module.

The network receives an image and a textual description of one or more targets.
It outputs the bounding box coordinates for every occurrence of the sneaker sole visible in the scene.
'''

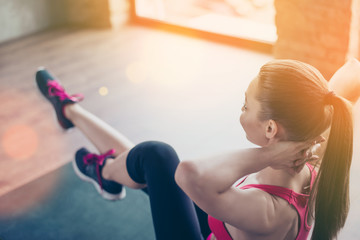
[72,158,126,201]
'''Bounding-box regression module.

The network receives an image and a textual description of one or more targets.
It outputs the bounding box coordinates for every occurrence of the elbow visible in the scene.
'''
[175,160,218,208]
[175,160,202,190]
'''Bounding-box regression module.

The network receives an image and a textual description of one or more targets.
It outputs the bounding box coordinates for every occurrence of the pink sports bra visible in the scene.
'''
[207,163,317,240]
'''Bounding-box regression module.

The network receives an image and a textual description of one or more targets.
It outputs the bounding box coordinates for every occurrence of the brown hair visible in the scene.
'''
[256,59,353,240]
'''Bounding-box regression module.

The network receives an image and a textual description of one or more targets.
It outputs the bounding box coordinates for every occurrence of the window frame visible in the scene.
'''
[129,0,273,53]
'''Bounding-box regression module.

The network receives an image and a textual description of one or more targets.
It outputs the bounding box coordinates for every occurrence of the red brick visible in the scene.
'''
[274,0,352,78]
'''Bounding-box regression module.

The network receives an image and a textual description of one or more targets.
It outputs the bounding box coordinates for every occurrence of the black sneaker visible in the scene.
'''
[73,147,126,201]
[35,67,84,129]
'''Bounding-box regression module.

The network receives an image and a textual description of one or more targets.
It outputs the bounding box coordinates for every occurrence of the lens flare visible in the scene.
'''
[1,124,39,161]
[99,86,109,96]
[125,61,149,83]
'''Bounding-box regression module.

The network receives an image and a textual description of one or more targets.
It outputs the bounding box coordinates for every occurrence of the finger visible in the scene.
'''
[302,141,322,158]
[314,135,326,144]
[296,141,316,153]
[297,136,325,157]
[296,148,309,159]
[302,135,326,149]
[295,155,320,172]
[294,155,319,167]
[307,155,320,162]
[294,148,305,159]
[301,149,312,158]
[311,143,321,154]
[295,154,317,165]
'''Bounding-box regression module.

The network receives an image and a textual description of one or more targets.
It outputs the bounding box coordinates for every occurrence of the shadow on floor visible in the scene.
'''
[0,163,155,240]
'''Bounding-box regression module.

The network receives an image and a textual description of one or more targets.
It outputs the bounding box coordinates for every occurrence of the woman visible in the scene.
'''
[36,59,355,240]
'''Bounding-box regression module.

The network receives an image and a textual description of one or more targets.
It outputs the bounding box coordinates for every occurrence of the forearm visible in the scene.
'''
[175,147,270,195]
[176,139,317,219]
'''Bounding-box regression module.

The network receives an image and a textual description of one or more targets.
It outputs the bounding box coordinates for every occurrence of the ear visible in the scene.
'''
[265,119,278,140]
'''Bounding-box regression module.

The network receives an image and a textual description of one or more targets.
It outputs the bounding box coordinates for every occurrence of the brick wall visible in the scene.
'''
[65,0,129,28]
[349,0,360,59]
[274,0,353,79]
[65,0,112,28]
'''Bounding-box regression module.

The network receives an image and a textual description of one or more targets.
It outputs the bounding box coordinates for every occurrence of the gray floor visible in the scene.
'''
[0,25,359,239]
[0,163,155,240]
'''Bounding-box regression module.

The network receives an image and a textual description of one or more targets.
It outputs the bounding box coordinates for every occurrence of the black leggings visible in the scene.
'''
[126,141,211,240]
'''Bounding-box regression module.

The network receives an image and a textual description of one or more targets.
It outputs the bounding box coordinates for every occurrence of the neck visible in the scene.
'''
[255,167,298,186]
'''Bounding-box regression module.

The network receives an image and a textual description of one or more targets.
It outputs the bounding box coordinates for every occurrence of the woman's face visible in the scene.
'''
[240,77,270,146]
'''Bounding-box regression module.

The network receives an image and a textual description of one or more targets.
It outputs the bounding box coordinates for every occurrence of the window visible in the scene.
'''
[132,0,276,47]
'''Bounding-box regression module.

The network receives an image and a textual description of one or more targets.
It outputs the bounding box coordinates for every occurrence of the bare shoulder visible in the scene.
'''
[221,187,298,235]
[268,193,299,226]
[246,191,299,239]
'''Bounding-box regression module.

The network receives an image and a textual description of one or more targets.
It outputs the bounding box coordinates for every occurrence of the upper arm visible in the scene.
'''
[175,161,291,234]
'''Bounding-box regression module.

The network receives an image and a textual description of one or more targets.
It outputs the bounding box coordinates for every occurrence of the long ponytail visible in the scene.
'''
[256,59,354,239]
[310,94,353,240]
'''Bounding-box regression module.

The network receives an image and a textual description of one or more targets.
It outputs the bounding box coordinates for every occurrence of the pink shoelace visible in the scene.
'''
[83,149,116,190]
[47,80,84,102]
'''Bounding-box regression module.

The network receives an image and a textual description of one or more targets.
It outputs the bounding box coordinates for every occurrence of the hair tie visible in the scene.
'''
[324,91,336,105]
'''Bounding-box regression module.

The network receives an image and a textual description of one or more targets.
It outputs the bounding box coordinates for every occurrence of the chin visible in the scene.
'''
[246,135,259,146]
[246,135,267,147]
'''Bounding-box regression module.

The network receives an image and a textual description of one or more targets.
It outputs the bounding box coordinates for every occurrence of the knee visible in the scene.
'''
[136,141,179,164]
